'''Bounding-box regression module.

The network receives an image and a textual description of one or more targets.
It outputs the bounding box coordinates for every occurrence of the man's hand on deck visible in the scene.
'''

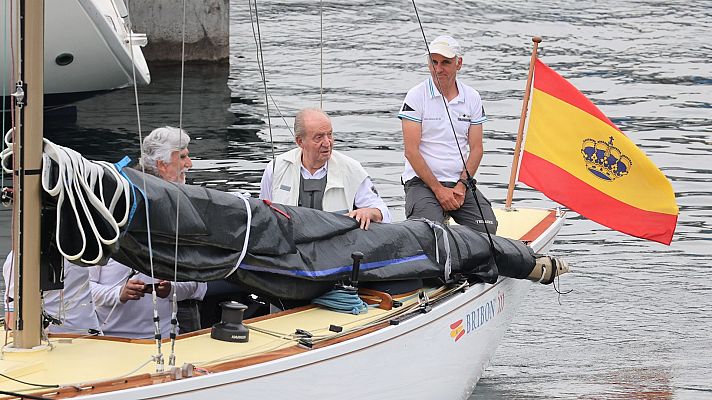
[348,208,382,230]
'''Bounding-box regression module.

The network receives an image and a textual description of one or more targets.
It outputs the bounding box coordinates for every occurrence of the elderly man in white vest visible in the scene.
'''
[260,108,391,230]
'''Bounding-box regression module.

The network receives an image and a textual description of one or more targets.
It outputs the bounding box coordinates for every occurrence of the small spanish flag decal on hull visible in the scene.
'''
[450,320,465,342]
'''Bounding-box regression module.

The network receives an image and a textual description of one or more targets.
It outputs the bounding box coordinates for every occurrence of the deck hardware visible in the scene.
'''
[211,301,250,343]
[11,81,25,107]
[295,328,313,338]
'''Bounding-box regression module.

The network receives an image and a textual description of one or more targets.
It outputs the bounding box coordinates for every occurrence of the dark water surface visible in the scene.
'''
[2,0,711,398]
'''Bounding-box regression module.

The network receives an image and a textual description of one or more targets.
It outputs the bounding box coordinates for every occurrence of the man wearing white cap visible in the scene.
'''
[397,35,497,233]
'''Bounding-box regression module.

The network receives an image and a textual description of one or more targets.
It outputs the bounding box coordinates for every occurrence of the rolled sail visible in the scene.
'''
[36,141,537,300]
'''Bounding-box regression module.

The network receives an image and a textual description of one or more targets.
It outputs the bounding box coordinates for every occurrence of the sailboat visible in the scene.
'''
[1,0,150,112]
[0,2,579,399]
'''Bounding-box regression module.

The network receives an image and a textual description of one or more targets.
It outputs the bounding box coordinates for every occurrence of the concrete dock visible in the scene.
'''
[129,0,229,63]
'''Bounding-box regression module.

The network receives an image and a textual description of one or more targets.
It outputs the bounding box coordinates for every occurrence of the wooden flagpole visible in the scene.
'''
[505,36,541,210]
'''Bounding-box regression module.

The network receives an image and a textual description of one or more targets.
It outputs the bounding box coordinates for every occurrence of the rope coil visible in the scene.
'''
[312,289,369,315]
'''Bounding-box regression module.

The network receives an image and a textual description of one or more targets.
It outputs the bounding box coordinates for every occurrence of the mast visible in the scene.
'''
[12,0,44,349]
[504,36,541,210]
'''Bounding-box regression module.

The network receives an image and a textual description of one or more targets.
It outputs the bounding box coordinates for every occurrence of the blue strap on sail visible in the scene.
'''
[311,288,370,315]
[114,156,147,231]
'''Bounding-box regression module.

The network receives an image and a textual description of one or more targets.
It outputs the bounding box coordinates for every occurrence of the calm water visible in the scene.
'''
[2,0,711,398]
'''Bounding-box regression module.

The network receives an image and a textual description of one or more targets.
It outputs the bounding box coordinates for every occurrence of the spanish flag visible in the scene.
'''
[519,59,678,245]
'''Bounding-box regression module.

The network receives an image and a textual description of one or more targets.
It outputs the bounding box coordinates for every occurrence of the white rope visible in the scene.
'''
[4,138,140,295]
[123,0,164,373]
[39,140,128,263]
[168,0,189,368]
[224,192,252,277]
[425,220,453,282]
[1,128,15,173]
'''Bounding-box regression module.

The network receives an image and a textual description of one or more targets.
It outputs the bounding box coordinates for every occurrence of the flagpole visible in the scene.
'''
[505,36,541,210]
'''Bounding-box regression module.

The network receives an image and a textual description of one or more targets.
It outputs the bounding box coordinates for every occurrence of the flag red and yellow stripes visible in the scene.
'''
[519,59,678,245]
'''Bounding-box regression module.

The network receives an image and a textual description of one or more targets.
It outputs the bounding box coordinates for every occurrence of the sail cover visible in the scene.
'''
[39,144,536,300]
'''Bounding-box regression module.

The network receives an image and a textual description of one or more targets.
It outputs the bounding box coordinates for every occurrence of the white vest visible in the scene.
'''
[271,148,368,213]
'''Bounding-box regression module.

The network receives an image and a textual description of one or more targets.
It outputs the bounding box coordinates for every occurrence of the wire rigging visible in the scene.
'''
[245,11,293,137]
[320,0,323,109]
[123,0,164,373]
[249,0,276,169]
[1,0,8,192]
[166,0,190,368]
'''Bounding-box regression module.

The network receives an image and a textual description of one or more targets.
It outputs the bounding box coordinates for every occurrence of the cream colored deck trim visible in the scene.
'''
[493,207,551,240]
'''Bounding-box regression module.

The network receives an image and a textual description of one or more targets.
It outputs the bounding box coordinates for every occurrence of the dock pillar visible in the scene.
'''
[129,0,229,63]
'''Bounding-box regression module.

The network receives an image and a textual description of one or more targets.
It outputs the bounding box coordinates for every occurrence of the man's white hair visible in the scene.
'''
[138,126,190,176]
[294,108,330,140]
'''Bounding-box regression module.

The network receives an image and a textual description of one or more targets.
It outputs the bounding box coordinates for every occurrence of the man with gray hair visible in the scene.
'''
[398,35,497,234]
[89,126,207,337]
[138,126,193,184]
[260,108,391,230]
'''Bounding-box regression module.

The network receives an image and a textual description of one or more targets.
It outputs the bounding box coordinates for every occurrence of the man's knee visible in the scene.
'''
[408,201,446,222]
[405,185,445,222]
[455,191,498,233]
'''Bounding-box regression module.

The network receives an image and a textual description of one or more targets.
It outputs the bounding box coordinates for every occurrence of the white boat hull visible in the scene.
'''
[81,278,531,400]
[79,213,564,400]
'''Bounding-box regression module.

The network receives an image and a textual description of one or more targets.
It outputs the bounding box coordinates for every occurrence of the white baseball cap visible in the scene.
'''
[428,35,462,58]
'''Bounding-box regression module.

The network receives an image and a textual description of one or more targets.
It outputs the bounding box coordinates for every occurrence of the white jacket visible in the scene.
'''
[3,251,100,334]
[270,148,368,213]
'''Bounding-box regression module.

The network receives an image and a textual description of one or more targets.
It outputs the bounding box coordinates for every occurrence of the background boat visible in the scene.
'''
[1,0,150,112]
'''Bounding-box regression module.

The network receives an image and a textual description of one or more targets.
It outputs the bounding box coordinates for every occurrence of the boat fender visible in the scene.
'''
[181,363,195,378]
[169,366,183,380]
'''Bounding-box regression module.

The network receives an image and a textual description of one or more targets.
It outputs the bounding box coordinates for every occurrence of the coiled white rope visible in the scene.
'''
[3,136,131,264]
[43,140,129,264]
[3,135,255,278]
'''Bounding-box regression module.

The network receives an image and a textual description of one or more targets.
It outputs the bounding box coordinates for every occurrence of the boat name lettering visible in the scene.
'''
[465,300,496,332]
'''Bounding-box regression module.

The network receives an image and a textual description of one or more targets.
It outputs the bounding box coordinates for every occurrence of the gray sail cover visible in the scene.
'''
[55,167,536,300]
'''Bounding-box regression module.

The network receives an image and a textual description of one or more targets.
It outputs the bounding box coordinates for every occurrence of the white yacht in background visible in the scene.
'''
[1,0,150,111]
